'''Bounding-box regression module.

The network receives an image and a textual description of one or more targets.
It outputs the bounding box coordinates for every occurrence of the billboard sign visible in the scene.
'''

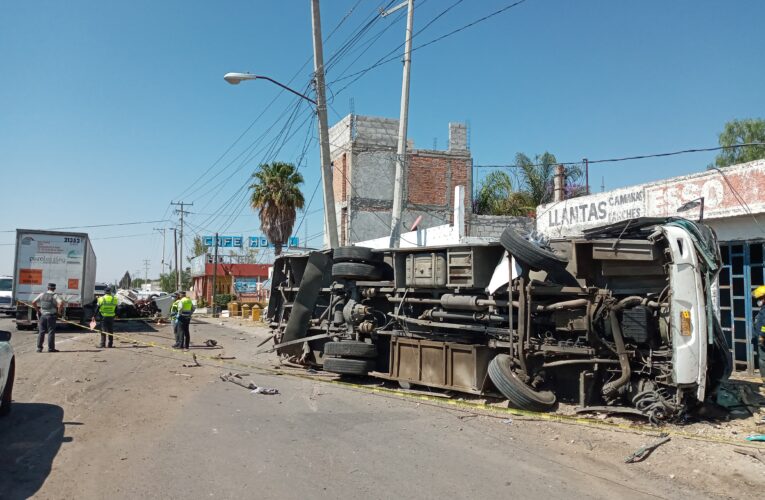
[203,235,299,248]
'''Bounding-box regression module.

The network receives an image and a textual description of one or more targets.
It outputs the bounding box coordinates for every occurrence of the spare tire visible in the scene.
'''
[323,357,375,376]
[488,354,556,412]
[500,227,567,271]
[332,262,382,280]
[324,341,378,358]
[333,246,381,263]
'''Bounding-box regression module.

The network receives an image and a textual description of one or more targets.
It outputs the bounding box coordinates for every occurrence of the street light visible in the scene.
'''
[223,72,317,105]
[224,69,339,250]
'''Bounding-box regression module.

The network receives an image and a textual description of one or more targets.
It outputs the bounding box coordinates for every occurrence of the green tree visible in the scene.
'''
[474,171,533,216]
[159,269,191,293]
[713,118,765,168]
[188,235,208,263]
[474,153,584,217]
[249,162,305,255]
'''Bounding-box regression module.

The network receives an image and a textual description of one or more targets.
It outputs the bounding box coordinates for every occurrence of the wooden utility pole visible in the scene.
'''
[554,165,565,202]
[171,201,192,290]
[311,0,339,249]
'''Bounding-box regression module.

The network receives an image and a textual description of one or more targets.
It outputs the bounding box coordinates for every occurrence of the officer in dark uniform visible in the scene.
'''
[752,286,765,383]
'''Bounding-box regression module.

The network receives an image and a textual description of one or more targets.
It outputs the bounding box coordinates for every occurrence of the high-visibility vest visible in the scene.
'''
[98,294,118,317]
[178,297,194,316]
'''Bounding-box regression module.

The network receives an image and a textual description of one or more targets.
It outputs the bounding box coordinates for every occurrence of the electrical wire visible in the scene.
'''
[475,142,765,169]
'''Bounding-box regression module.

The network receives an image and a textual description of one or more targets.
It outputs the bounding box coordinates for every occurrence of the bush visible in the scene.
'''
[214,294,234,309]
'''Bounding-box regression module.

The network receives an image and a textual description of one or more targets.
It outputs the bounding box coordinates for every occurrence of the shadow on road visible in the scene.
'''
[0,403,71,500]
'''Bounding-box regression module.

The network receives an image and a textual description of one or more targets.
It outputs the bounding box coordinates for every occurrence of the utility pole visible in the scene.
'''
[311,0,339,249]
[171,201,192,290]
[143,259,151,284]
[171,227,179,290]
[153,227,166,272]
[211,232,219,317]
[386,0,415,248]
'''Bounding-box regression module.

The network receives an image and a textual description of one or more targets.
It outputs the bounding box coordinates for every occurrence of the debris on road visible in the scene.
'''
[204,339,218,347]
[220,372,279,395]
[625,433,671,463]
[251,387,279,395]
[734,448,765,466]
[746,435,765,442]
[182,353,201,368]
[211,353,236,360]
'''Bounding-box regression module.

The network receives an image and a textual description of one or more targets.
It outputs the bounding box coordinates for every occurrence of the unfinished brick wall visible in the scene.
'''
[407,152,472,221]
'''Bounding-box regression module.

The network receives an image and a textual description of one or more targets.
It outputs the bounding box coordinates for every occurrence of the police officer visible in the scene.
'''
[176,291,195,350]
[97,286,118,348]
[170,292,181,348]
[32,283,63,353]
[752,286,765,383]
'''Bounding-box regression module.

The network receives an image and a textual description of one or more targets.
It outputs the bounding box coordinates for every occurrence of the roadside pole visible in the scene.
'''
[172,227,179,290]
[171,201,192,290]
[388,0,415,248]
[212,233,219,317]
[311,0,339,249]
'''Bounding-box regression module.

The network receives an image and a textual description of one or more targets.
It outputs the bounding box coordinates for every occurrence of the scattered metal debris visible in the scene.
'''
[182,353,201,368]
[734,448,765,466]
[204,339,218,347]
[746,434,765,442]
[220,372,279,395]
[625,433,671,463]
[211,353,236,360]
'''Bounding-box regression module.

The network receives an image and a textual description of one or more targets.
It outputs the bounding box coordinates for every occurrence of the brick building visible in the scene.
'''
[190,254,271,304]
[328,114,472,245]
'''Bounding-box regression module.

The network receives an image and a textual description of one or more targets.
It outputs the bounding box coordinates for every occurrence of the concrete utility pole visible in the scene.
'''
[171,227,179,290]
[311,0,339,249]
[211,233,219,317]
[171,201,192,290]
[387,0,415,248]
[153,227,166,272]
[143,259,150,284]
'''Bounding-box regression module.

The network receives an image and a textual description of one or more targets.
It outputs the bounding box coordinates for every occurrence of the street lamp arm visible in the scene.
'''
[257,76,317,105]
[223,72,316,105]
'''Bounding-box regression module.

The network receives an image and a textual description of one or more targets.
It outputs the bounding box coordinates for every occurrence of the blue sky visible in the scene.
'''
[1,0,763,281]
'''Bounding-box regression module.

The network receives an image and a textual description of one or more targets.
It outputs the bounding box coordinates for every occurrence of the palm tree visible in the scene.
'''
[249,162,305,255]
[473,153,585,217]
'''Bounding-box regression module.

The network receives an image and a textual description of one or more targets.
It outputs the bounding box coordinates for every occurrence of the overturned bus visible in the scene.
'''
[266,218,731,423]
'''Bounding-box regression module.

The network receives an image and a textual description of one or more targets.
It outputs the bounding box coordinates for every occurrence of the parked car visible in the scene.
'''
[267,218,730,423]
[0,330,14,416]
[0,276,13,316]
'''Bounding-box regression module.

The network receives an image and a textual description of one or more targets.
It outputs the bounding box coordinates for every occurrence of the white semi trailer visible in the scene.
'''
[12,229,97,330]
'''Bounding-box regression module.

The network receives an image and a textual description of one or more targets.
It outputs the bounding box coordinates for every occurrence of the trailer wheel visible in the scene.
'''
[488,354,556,412]
[333,246,381,264]
[324,341,378,359]
[322,357,375,376]
[332,262,382,281]
[500,227,567,271]
[0,358,14,417]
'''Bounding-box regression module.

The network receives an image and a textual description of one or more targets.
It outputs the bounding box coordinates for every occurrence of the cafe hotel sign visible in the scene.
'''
[536,159,765,237]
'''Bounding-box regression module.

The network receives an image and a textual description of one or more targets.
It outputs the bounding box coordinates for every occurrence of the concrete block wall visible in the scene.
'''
[449,122,468,152]
[467,214,534,240]
[328,113,473,245]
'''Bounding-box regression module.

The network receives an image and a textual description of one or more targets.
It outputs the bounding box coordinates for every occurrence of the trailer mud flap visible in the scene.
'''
[279,251,332,357]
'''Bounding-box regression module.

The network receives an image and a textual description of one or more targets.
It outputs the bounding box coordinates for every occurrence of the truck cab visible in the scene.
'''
[0,276,13,316]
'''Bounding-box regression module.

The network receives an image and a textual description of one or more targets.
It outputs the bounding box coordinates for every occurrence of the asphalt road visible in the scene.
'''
[0,315,761,499]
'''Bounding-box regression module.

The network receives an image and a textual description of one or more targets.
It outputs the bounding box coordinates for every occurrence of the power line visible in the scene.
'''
[0,219,170,233]
[474,142,765,169]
